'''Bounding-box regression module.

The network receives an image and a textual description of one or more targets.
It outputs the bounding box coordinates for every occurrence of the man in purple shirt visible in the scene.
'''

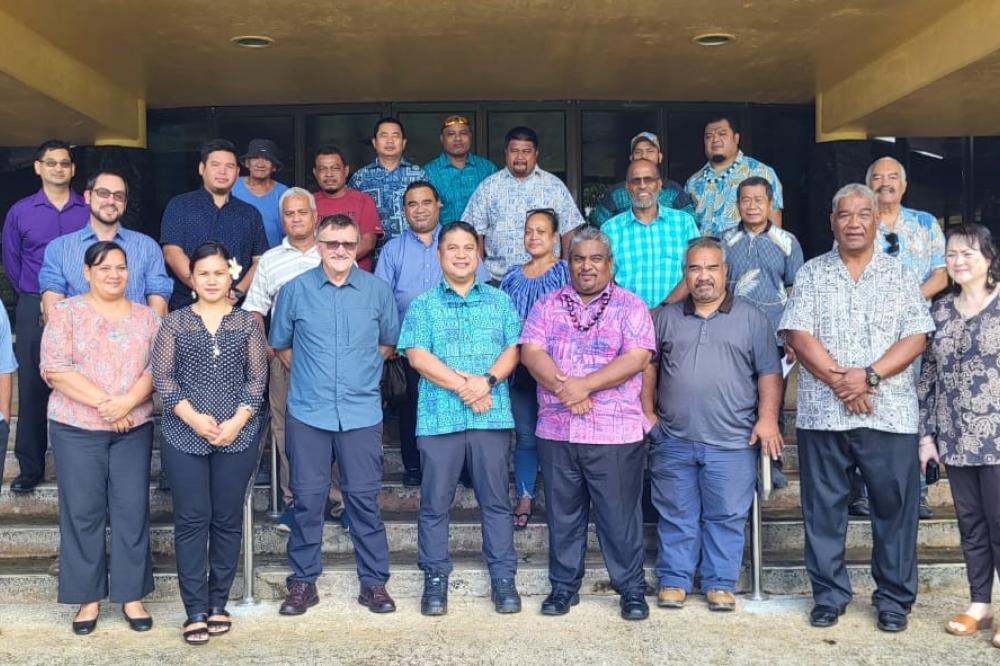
[1,139,88,493]
[520,225,655,621]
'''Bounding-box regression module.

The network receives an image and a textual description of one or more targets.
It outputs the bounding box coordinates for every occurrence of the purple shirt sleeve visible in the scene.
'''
[2,205,23,294]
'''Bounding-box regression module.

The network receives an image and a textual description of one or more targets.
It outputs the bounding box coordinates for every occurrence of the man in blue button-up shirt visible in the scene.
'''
[269,213,400,616]
[40,171,172,318]
[398,221,522,616]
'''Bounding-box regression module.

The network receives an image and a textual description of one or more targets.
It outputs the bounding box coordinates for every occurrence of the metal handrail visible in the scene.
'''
[237,419,270,606]
[749,447,771,601]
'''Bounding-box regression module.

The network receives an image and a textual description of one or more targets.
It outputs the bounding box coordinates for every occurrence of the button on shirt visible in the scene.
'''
[232,177,289,249]
[398,281,521,437]
[603,206,700,308]
[520,283,655,444]
[374,225,490,322]
[877,206,945,284]
[721,222,804,335]
[349,158,427,246]
[423,152,498,225]
[589,178,694,227]
[160,188,269,310]
[778,250,935,434]
[2,189,88,294]
[242,239,320,316]
[463,167,585,282]
[39,224,173,303]
[653,294,781,447]
[269,265,399,432]
[685,151,784,237]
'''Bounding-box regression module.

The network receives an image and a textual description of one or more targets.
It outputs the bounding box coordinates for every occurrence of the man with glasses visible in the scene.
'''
[423,115,497,225]
[270,214,399,616]
[2,139,88,494]
[40,171,172,318]
[589,132,693,227]
[312,146,383,271]
[463,126,584,283]
[602,159,700,308]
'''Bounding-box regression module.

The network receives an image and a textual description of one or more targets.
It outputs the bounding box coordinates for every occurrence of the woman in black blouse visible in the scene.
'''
[918,223,1000,647]
[152,241,268,645]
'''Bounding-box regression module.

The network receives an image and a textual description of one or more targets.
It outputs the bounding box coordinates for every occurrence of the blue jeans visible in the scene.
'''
[649,427,757,592]
[510,381,539,499]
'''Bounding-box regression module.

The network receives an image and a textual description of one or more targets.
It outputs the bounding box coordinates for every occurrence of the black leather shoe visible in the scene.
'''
[421,573,448,616]
[358,584,396,614]
[491,578,522,614]
[279,580,319,615]
[541,590,580,616]
[809,605,844,628]
[10,475,41,494]
[402,470,422,487]
[877,610,908,632]
[918,497,933,519]
[620,591,649,621]
[122,604,153,632]
[72,607,99,635]
[848,497,870,517]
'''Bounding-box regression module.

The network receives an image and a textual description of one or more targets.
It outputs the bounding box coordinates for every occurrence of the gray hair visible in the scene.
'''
[568,225,612,258]
[279,187,317,212]
[864,156,907,186]
[316,213,359,239]
[832,183,877,214]
[685,236,726,264]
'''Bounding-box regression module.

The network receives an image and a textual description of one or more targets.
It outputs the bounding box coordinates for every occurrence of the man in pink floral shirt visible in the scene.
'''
[520,225,654,621]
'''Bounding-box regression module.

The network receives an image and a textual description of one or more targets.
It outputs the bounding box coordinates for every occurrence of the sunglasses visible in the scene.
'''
[885,232,900,256]
[317,240,358,252]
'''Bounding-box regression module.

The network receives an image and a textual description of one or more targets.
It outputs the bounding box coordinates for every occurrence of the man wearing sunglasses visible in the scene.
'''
[423,115,497,226]
[2,139,88,494]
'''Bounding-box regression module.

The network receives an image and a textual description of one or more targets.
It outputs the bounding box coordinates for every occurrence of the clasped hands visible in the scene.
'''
[97,394,134,433]
[553,373,592,416]
[829,365,873,414]
[187,411,248,447]
[454,371,493,414]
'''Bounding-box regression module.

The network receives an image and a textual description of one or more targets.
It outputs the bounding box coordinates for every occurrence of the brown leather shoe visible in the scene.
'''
[657,587,686,608]
[279,581,319,615]
[358,584,396,614]
[706,589,736,611]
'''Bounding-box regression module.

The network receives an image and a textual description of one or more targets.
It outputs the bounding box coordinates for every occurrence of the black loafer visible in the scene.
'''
[877,611,908,632]
[620,591,649,621]
[541,590,580,616]
[122,605,153,632]
[10,475,41,494]
[490,578,522,614]
[809,605,844,628]
[72,608,99,635]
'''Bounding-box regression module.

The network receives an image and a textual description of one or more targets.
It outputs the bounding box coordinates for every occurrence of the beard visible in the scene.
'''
[710,154,727,164]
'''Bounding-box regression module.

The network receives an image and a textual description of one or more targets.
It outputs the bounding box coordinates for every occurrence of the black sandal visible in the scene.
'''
[183,613,210,646]
[513,510,531,530]
[207,607,232,635]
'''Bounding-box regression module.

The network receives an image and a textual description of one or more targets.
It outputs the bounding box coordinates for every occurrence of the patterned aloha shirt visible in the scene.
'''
[877,206,945,284]
[778,249,934,434]
[349,157,427,247]
[685,151,784,237]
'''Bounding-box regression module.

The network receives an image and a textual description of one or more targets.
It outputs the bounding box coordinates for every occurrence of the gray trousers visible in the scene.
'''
[417,429,516,579]
[538,438,646,595]
[51,420,154,604]
[798,428,919,614]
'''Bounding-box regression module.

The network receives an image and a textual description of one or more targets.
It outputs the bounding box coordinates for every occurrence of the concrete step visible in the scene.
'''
[0,547,970,603]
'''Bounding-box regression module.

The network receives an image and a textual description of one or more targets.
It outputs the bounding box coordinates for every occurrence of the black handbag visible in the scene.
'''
[381,355,408,405]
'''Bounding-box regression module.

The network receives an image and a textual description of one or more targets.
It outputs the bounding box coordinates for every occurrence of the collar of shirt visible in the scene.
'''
[433,152,481,171]
[560,280,614,308]
[736,220,773,236]
[683,290,735,318]
[195,185,233,209]
[307,264,363,290]
[438,278,483,303]
[369,157,415,172]
[76,222,125,243]
[500,165,544,182]
[403,224,440,247]
[278,236,320,257]
[698,150,747,184]
[624,206,675,227]
[30,188,86,211]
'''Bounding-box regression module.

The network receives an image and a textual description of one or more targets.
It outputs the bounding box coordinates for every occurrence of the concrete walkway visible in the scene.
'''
[0,592,996,665]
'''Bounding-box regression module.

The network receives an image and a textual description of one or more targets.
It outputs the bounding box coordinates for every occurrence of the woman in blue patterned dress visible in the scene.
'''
[500,208,570,528]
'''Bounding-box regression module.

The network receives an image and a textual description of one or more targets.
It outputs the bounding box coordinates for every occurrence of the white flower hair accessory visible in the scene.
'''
[228,258,243,281]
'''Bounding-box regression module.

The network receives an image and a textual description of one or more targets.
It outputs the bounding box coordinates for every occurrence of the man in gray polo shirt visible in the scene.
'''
[643,237,783,613]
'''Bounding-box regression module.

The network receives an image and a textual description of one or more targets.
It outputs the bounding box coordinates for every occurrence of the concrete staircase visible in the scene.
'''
[0,379,970,603]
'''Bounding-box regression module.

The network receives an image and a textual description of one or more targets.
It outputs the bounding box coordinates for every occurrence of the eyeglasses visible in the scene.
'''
[317,240,359,252]
[627,176,661,186]
[92,188,127,203]
[885,232,900,256]
[39,159,72,169]
[442,115,470,129]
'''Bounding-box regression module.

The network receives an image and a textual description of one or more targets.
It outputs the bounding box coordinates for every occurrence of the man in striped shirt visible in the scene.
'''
[243,187,344,529]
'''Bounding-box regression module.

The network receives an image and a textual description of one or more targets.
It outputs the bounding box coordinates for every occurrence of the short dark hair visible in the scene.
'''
[35,139,72,162]
[314,146,347,165]
[946,223,1000,292]
[189,241,232,275]
[85,171,129,197]
[404,180,439,202]
[84,241,127,268]
[317,213,360,239]
[438,221,479,246]
[705,114,741,135]
[737,176,773,202]
[373,117,406,139]
[199,139,238,164]
[504,126,538,149]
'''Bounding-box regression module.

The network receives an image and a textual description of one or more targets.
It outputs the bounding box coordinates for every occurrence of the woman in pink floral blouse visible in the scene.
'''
[40,240,160,635]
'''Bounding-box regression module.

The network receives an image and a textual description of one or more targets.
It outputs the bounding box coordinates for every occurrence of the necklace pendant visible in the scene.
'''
[213,344,221,358]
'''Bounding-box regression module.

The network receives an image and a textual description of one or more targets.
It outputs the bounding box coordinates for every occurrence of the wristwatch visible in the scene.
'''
[483,372,498,388]
[864,366,881,388]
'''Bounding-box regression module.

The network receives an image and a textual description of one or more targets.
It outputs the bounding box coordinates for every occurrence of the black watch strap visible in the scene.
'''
[484,372,498,387]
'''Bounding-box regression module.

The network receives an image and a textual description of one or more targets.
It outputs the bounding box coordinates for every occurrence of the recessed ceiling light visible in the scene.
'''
[693,33,735,47]
[231,35,274,49]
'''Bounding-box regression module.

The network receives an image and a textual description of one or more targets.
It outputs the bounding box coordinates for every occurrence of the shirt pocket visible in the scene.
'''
[346,307,379,348]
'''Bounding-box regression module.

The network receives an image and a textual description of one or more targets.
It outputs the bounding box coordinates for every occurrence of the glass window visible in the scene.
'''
[904,137,964,227]
[972,137,1000,232]
[304,113,381,188]
[580,110,659,216]
[397,111,479,167]
[748,106,813,234]
[487,111,566,181]
[216,115,295,187]
[147,108,213,231]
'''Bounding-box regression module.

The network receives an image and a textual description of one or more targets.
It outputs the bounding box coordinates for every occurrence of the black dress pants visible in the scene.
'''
[13,294,50,481]
[947,464,1000,603]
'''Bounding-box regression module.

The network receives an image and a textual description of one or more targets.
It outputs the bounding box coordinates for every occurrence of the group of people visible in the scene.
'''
[0,111,997,650]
